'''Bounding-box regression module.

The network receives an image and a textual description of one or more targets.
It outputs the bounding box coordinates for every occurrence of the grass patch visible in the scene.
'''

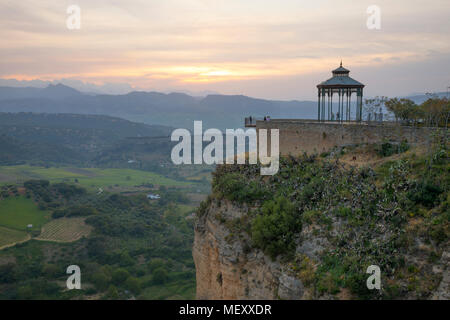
[0,165,190,189]
[0,225,28,248]
[0,196,49,231]
[140,279,196,300]
[176,204,196,215]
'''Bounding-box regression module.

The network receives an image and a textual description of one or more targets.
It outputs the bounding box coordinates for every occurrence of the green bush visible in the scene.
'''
[399,140,410,153]
[251,196,301,259]
[408,180,442,208]
[66,205,98,217]
[346,273,374,299]
[91,272,110,291]
[148,258,165,272]
[376,141,409,157]
[53,183,86,198]
[196,196,212,217]
[16,285,34,299]
[105,285,119,300]
[152,267,169,284]
[336,206,352,217]
[0,264,17,284]
[42,264,60,279]
[377,142,395,157]
[124,277,141,294]
[51,209,66,219]
[111,268,130,285]
[214,173,269,203]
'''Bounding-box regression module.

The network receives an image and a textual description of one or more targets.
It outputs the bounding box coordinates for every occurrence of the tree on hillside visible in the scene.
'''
[384,96,449,128]
[385,98,419,125]
[152,267,169,284]
[421,97,450,127]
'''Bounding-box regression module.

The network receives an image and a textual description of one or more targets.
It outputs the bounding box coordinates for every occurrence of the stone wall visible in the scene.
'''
[255,120,433,156]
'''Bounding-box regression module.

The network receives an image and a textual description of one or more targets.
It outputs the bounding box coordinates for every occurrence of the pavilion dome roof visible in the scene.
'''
[332,66,350,74]
[317,62,365,88]
[318,76,364,87]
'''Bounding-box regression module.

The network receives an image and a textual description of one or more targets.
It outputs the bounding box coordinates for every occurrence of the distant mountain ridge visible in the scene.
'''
[0,84,446,129]
[0,84,317,129]
[0,84,82,100]
[0,112,173,166]
[402,92,448,104]
[0,112,171,136]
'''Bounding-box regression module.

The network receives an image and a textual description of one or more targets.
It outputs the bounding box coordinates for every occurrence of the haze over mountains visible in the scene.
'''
[0,84,316,129]
[0,83,447,130]
[0,113,173,166]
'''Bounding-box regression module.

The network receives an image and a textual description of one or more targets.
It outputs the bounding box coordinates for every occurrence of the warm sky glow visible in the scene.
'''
[1,0,449,99]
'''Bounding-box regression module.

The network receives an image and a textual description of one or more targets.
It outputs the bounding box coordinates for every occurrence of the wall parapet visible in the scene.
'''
[255,119,435,155]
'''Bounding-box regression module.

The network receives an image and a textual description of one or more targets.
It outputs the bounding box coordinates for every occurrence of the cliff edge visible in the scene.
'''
[194,144,449,300]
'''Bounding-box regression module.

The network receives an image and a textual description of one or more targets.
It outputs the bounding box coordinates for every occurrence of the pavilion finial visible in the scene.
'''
[340,60,342,67]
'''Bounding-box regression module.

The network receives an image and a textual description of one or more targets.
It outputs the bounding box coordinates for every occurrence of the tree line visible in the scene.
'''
[365,96,449,127]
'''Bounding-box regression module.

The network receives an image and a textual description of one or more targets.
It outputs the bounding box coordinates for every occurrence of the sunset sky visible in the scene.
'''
[1,0,449,99]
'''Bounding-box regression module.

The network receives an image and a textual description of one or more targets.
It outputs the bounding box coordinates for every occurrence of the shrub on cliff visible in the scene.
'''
[407,179,442,208]
[213,172,269,203]
[251,196,301,260]
[375,141,410,157]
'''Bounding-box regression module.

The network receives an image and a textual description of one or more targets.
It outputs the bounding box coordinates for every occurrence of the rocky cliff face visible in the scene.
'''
[193,151,449,300]
[194,197,449,300]
[193,200,305,300]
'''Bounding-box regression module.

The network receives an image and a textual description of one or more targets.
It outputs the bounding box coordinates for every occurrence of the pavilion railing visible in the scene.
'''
[245,115,389,127]
[244,116,260,127]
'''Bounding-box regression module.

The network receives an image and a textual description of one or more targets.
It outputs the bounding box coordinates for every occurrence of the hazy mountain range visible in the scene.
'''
[0,112,173,166]
[0,84,316,129]
[0,83,447,129]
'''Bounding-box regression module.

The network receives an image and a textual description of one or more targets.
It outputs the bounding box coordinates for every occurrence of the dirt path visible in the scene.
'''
[0,234,31,251]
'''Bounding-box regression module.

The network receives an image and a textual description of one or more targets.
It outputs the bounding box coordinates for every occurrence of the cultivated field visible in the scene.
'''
[36,217,93,242]
[140,278,196,300]
[0,196,49,231]
[0,165,190,189]
[0,226,29,249]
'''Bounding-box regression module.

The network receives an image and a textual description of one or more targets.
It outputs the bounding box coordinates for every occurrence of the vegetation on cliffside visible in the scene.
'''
[201,133,449,299]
